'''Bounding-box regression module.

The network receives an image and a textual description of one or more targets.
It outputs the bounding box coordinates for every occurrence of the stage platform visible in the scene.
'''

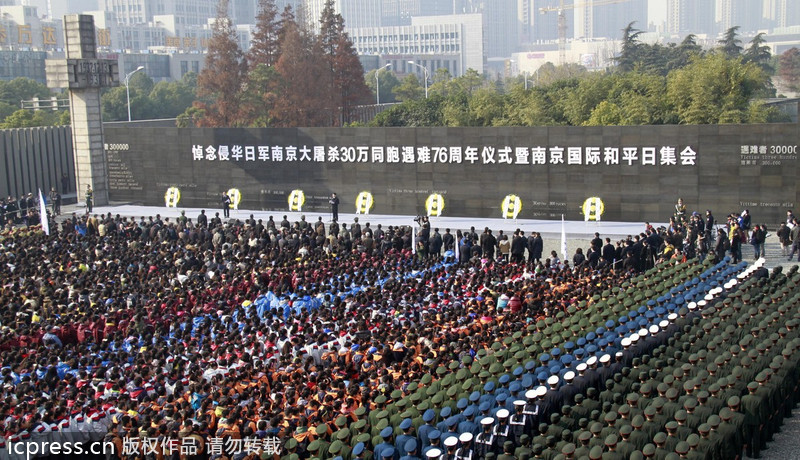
[63,202,663,238]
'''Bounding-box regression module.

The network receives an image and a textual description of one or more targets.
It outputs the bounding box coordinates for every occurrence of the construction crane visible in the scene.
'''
[539,0,630,66]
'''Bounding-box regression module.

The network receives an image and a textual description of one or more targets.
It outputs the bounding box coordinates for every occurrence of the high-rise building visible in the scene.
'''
[573,0,647,40]
[666,0,716,36]
[338,0,382,29]
[763,0,799,29]
[460,0,517,58]
[348,13,485,76]
[717,0,764,34]
[304,0,383,30]
[380,0,453,27]
[99,0,253,26]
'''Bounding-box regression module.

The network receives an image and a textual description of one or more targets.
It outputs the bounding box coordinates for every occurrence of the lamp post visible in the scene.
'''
[407,61,428,99]
[376,63,391,105]
[125,66,144,122]
[525,68,542,90]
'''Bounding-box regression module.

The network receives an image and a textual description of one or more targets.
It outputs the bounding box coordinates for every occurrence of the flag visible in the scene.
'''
[455,235,460,261]
[561,214,567,262]
[38,189,49,236]
[411,223,416,255]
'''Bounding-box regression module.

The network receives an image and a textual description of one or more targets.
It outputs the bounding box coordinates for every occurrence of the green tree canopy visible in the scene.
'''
[667,52,773,124]
[365,67,400,104]
[744,33,773,73]
[718,26,743,59]
[392,74,424,102]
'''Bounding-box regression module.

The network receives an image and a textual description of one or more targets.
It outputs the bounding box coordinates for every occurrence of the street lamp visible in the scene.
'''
[125,66,144,122]
[407,61,428,99]
[524,68,541,90]
[523,72,534,90]
[375,63,391,105]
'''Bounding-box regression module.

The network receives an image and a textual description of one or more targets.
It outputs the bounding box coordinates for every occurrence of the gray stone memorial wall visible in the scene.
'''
[103,123,800,223]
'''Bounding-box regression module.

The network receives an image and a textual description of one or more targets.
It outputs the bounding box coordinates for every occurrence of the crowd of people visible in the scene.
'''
[0,199,797,460]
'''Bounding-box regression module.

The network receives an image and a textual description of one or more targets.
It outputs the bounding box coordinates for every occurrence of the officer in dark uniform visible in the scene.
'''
[375,427,397,460]
[396,419,418,457]
[419,410,437,448]
[400,439,422,460]
[220,191,231,218]
[422,431,442,458]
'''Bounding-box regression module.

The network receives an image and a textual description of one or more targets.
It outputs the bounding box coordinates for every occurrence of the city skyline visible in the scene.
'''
[0,0,798,85]
[15,0,800,39]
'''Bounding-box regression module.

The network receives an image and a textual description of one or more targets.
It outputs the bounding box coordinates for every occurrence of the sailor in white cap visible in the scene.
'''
[509,400,529,444]
[523,390,540,418]
[474,417,495,458]
[492,409,511,447]
[595,353,614,383]
[455,432,474,460]
[444,435,459,457]
[536,385,548,398]
[425,448,442,459]
[576,362,588,374]
[560,369,582,405]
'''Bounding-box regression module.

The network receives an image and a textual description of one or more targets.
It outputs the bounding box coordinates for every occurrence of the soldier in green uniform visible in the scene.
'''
[629,415,649,451]
[497,441,516,460]
[741,382,764,458]
[515,434,533,459]
[602,434,624,460]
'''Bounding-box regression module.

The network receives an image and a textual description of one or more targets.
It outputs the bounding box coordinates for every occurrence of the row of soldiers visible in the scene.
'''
[276,257,771,459]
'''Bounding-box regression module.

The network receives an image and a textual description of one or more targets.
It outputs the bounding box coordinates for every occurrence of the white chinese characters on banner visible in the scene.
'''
[190,145,699,166]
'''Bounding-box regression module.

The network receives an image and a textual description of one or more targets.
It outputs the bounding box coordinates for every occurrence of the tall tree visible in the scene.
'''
[616,22,643,72]
[276,5,296,46]
[242,0,281,126]
[271,8,328,126]
[195,0,247,127]
[744,33,773,73]
[665,34,702,72]
[778,48,800,91]
[248,0,281,68]
[317,0,370,125]
[318,0,344,58]
[718,26,743,59]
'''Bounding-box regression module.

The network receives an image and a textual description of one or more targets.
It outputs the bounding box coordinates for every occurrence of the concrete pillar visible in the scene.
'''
[45,15,118,208]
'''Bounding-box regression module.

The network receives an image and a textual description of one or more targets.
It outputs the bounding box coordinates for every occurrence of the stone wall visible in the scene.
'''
[96,123,799,223]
